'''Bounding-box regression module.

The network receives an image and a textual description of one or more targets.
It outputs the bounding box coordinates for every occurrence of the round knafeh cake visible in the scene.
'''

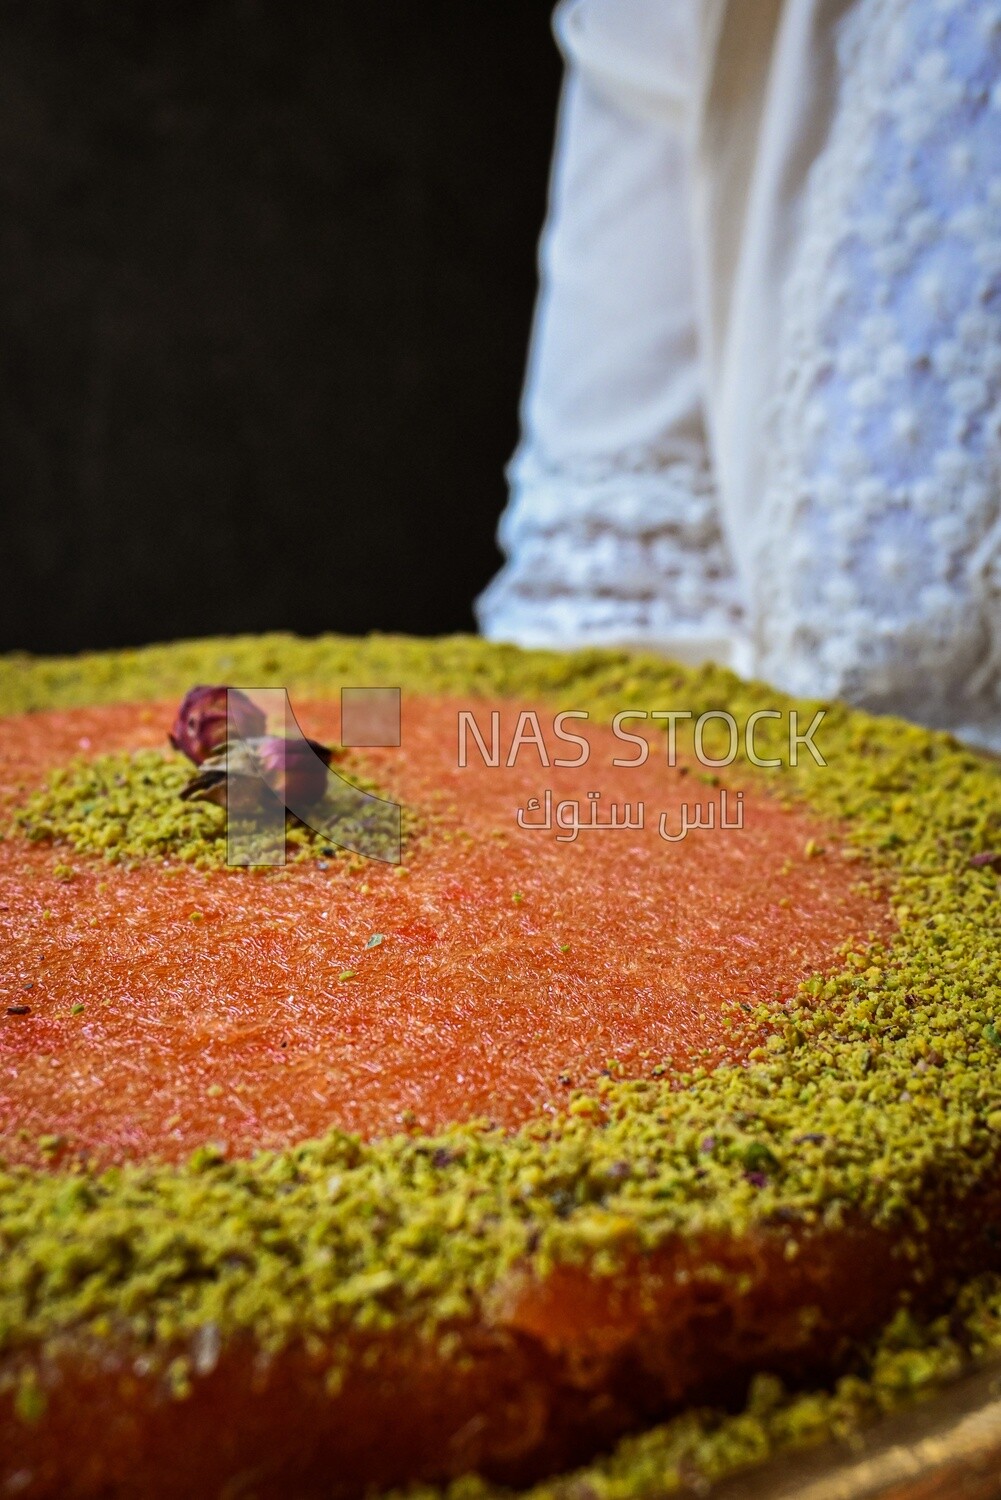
[2,634,1001,1499]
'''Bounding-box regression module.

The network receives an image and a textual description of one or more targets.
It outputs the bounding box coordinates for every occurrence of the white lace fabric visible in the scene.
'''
[479,445,747,663]
[479,0,1001,751]
[755,0,1001,746]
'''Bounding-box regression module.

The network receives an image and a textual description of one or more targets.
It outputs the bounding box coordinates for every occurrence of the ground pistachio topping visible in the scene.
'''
[12,746,407,869]
[1,633,1001,1493]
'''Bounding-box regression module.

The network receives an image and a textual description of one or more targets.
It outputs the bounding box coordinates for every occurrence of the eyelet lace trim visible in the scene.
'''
[754,0,1001,749]
[478,446,747,655]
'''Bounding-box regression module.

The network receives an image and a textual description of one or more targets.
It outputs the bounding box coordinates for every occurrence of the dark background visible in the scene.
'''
[0,1,562,655]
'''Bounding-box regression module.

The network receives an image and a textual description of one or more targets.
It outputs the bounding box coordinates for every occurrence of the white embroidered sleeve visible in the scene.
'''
[477,0,748,669]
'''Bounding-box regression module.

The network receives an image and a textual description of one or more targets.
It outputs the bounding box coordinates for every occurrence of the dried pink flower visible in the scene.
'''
[168,686,266,766]
[178,734,334,811]
[255,735,334,810]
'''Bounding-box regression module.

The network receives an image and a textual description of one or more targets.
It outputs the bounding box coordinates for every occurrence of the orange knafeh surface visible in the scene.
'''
[0,697,889,1168]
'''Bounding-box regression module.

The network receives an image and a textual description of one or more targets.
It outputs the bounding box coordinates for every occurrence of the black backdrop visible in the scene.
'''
[0,1,562,654]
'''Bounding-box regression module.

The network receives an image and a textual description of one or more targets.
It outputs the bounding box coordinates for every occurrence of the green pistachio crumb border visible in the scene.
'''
[12,747,410,870]
[2,632,1001,1496]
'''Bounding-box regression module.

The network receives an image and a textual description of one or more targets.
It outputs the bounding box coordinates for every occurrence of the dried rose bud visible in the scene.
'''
[255,735,334,811]
[168,686,266,766]
[179,735,334,812]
